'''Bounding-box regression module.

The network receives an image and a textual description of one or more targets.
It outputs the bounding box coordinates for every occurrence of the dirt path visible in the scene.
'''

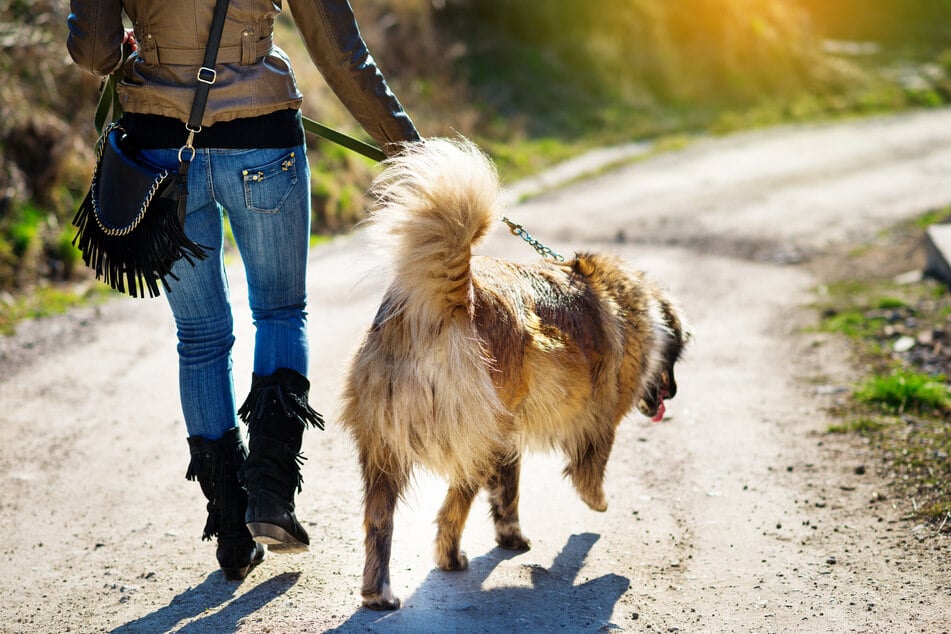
[2,110,950,633]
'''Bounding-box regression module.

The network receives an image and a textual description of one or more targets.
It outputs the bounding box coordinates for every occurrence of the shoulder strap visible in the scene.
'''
[186,0,231,134]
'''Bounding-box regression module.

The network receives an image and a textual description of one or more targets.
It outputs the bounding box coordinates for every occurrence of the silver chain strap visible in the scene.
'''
[501,217,565,261]
[91,123,170,237]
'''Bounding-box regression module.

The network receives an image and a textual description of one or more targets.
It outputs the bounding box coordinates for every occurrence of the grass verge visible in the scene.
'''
[814,209,951,526]
[0,283,112,337]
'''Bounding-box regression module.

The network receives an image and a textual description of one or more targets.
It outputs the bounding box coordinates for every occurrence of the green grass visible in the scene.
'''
[914,206,951,229]
[820,308,888,338]
[827,417,891,435]
[827,374,951,523]
[855,369,951,415]
[875,297,909,310]
[0,284,112,337]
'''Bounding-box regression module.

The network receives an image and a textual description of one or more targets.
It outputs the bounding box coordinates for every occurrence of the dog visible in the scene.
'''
[339,137,689,610]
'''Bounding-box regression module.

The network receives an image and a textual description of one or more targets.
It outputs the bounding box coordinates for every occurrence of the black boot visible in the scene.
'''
[238,368,324,553]
[186,427,266,580]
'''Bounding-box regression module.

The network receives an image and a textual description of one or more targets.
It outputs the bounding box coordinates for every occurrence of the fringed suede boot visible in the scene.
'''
[238,368,324,553]
[186,427,266,580]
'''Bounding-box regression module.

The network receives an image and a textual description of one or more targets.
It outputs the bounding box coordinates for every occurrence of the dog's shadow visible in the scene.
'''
[328,532,630,633]
[109,571,300,633]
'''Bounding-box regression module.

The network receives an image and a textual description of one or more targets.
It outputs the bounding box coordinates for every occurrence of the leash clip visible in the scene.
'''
[502,217,565,261]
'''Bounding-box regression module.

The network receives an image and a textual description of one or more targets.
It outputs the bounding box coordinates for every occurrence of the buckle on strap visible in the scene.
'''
[197,66,217,84]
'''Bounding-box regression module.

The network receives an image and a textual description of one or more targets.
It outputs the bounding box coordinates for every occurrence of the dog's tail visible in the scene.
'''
[366,137,499,315]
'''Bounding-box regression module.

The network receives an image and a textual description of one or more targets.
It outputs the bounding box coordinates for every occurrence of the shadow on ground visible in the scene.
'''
[111,571,301,633]
[328,532,630,633]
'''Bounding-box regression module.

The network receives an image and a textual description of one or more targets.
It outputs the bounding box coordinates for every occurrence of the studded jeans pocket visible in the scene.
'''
[242,151,299,213]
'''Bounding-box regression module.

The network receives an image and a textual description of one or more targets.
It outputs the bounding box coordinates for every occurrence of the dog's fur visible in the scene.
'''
[340,138,689,610]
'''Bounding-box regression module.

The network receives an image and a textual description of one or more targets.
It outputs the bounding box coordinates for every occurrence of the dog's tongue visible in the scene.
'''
[651,400,666,422]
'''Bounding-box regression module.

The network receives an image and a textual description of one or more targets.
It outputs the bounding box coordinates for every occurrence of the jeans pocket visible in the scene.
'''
[242,151,299,213]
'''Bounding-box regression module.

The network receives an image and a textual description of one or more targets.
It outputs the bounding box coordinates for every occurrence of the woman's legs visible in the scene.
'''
[143,144,317,557]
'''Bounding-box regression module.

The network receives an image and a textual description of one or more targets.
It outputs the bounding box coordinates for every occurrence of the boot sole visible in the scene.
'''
[248,522,309,553]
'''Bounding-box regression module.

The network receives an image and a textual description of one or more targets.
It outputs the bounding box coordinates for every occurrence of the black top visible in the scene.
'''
[122,109,304,150]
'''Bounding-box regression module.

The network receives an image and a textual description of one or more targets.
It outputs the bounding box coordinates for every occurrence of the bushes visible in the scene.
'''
[432,0,951,140]
[436,1,834,112]
[1,1,97,292]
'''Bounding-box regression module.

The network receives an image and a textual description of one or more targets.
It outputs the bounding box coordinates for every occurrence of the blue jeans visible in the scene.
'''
[139,146,311,440]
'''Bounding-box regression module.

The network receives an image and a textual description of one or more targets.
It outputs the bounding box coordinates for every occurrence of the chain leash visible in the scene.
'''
[501,217,565,261]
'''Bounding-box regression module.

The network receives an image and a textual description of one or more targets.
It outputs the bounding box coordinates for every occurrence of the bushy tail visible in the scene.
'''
[366,137,500,316]
[353,138,510,483]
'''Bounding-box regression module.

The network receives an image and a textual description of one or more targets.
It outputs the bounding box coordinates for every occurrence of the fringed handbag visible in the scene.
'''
[72,0,231,298]
[72,123,207,298]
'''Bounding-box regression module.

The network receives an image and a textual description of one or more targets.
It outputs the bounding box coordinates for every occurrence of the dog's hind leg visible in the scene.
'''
[487,453,531,551]
[564,428,616,512]
[434,481,479,571]
[360,447,409,610]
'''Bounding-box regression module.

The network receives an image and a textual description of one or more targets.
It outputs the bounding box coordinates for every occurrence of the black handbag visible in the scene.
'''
[72,0,230,298]
[72,123,206,297]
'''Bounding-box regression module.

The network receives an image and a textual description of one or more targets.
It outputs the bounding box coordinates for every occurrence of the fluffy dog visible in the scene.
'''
[340,137,689,610]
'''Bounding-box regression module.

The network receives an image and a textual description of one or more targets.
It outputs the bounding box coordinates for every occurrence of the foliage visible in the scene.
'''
[306,140,379,234]
[443,0,828,105]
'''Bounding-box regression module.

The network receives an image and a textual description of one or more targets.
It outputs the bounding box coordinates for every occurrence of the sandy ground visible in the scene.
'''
[2,110,951,633]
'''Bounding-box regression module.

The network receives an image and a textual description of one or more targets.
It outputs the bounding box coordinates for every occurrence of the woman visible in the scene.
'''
[66,0,420,580]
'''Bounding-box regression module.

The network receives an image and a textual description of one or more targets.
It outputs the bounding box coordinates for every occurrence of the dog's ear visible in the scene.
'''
[657,293,690,348]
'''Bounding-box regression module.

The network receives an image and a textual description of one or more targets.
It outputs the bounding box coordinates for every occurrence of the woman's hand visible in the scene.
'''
[122,29,137,53]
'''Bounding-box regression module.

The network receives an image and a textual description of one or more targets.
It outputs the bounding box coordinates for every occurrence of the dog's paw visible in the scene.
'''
[495,521,531,550]
[496,532,531,551]
[580,491,608,512]
[363,596,401,611]
[437,549,469,571]
[362,586,401,611]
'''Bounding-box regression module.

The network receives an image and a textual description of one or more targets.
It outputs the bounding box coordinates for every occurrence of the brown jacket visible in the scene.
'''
[66,0,419,154]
